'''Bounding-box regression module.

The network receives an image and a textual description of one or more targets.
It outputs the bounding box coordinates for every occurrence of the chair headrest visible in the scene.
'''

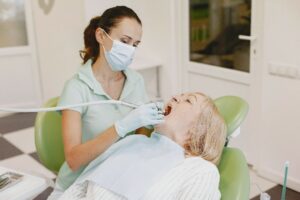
[214,96,249,137]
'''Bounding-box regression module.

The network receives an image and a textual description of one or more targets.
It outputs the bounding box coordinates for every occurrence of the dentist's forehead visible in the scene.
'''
[114,18,142,41]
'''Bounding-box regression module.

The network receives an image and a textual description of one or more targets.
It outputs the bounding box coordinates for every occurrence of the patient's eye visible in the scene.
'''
[172,97,179,102]
[186,99,193,104]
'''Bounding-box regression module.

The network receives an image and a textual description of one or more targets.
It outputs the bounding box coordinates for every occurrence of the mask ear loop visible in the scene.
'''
[99,28,113,42]
[98,28,111,53]
[99,27,136,50]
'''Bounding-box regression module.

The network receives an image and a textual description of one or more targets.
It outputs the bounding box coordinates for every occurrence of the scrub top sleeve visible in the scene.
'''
[57,79,86,114]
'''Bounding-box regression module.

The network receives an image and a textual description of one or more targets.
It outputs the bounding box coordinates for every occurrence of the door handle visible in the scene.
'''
[238,35,257,42]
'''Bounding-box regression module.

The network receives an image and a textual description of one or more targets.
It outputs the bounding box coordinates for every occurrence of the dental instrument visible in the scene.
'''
[281,161,289,200]
[153,101,165,115]
[0,100,140,113]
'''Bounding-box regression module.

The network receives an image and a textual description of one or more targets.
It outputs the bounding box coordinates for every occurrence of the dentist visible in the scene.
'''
[48,6,164,199]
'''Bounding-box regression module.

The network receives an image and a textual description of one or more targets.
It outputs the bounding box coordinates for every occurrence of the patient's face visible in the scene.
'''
[164,93,205,117]
[159,93,206,146]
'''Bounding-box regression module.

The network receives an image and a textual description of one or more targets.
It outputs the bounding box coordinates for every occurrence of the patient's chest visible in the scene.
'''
[84,133,185,200]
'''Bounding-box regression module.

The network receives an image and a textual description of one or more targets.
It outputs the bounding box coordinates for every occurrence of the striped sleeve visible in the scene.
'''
[177,166,221,200]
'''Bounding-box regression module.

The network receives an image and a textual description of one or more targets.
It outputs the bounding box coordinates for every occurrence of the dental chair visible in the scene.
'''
[215,96,250,200]
[34,96,249,199]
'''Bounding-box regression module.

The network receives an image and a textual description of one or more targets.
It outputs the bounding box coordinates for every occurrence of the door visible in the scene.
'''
[180,0,263,165]
[0,0,42,112]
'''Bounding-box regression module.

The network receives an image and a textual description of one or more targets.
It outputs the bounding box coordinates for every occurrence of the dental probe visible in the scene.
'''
[0,100,140,113]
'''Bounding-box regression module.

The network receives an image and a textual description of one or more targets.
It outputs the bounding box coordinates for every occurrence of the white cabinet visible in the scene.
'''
[130,54,162,100]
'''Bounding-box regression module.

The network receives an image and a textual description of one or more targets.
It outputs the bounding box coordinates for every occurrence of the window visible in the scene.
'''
[189,0,251,72]
[0,0,28,48]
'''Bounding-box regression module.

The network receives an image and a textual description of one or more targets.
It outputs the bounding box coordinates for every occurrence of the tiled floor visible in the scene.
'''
[0,113,299,199]
[0,113,55,199]
[249,169,277,198]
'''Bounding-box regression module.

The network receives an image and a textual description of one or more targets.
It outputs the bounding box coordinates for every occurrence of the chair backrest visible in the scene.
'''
[214,96,249,138]
[218,147,250,200]
[214,96,250,199]
[34,97,64,173]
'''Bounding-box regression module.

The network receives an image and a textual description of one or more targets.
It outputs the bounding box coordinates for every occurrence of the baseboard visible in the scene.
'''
[259,166,300,192]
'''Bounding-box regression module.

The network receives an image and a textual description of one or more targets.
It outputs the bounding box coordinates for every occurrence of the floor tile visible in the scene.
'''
[0,137,23,160]
[33,187,54,200]
[30,152,41,163]
[0,113,36,134]
[3,127,36,153]
[0,154,56,179]
[249,169,278,198]
[251,185,300,200]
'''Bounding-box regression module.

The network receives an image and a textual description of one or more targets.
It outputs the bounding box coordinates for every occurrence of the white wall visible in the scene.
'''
[259,0,300,191]
[31,0,85,101]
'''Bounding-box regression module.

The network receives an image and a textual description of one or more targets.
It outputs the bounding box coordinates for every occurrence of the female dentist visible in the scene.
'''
[48,6,164,199]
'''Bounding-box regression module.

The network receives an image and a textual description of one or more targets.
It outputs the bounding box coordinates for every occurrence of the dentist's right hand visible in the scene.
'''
[115,103,164,138]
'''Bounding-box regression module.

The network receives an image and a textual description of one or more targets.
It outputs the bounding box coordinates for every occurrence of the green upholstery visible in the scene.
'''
[214,96,250,200]
[218,147,250,200]
[214,96,249,137]
[34,96,250,199]
[34,97,64,173]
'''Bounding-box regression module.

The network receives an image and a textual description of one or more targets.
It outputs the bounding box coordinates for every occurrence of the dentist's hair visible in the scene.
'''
[80,6,142,64]
[184,93,227,165]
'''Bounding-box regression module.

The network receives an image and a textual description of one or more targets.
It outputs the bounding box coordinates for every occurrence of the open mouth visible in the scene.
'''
[164,105,172,116]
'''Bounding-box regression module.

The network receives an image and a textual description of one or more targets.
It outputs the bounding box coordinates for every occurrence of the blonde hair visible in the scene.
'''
[184,93,227,165]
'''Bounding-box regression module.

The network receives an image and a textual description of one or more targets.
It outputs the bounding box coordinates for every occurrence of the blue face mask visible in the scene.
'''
[102,30,136,71]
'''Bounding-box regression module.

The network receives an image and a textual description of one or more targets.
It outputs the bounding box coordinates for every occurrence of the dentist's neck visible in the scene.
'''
[92,52,123,81]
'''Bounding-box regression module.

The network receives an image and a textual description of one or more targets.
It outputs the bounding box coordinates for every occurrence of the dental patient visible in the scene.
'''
[58,92,227,200]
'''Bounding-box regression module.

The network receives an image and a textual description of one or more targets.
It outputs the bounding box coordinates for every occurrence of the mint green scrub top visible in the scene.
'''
[55,59,149,190]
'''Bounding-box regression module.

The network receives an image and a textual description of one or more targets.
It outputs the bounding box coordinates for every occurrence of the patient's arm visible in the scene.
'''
[135,127,153,137]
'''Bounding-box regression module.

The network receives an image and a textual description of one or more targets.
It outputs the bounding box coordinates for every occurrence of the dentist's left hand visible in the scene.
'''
[115,102,164,137]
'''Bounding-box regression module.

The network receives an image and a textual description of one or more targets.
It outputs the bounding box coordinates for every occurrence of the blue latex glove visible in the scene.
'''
[115,102,164,137]
[144,101,164,130]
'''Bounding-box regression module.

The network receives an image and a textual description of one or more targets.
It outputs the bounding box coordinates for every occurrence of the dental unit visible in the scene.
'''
[0,100,166,114]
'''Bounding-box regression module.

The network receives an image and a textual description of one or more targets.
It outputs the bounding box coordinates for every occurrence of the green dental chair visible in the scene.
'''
[34,96,249,199]
[215,96,250,200]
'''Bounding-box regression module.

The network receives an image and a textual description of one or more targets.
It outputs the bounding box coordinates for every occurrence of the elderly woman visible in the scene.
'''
[58,92,227,200]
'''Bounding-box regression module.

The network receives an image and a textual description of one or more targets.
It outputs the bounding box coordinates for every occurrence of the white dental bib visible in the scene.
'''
[75,132,185,200]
